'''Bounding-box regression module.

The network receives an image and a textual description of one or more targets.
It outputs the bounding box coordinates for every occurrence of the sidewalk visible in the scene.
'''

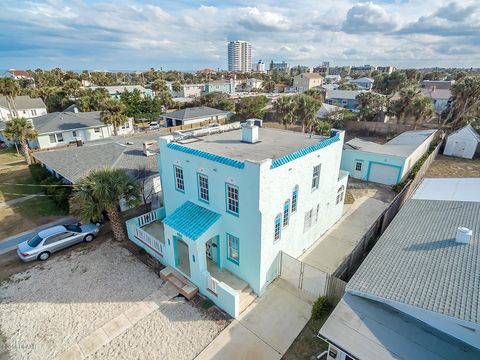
[299,187,394,273]
[195,279,312,360]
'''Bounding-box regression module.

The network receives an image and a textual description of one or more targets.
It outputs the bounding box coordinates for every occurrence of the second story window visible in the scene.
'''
[198,174,209,202]
[283,200,290,227]
[292,186,299,213]
[226,183,239,215]
[174,165,185,192]
[312,164,321,190]
[336,186,345,205]
[274,214,282,242]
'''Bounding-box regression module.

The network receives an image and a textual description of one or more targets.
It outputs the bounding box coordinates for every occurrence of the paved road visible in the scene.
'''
[0,216,77,254]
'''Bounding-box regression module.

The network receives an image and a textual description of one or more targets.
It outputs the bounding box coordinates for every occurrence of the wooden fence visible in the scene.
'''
[333,135,445,280]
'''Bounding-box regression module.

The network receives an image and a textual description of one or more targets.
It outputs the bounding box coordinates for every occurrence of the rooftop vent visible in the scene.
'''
[143,140,157,156]
[241,119,259,144]
[455,227,472,244]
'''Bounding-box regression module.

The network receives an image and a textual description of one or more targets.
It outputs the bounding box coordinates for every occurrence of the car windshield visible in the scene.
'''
[64,224,82,233]
[27,234,43,247]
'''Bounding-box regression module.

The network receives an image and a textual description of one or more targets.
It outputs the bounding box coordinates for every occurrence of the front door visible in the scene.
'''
[206,236,219,266]
[174,237,191,277]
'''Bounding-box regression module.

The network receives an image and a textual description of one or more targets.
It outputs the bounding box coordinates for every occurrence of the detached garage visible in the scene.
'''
[443,124,480,159]
[341,129,437,186]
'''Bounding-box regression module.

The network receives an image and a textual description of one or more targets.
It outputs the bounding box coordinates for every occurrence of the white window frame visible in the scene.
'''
[197,173,209,202]
[303,209,314,232]
[292,185,299,213]
[49,133,64,144]
[312,164,321,190]
[274,214,282,242]
[174,165,185,192]
[227,233,240,265]
[226,183,239,215]
[336,186,345,205]
[283,200,290,227]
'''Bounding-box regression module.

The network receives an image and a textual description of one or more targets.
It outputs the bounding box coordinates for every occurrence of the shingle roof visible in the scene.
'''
[31,111,103,134]
[162,106,229,121]
[450,124,480,142]
[32,133,160,183]
[163,201,221,240]
[0,96,46,111]
[421,87,452,100]
[348,198,480,324]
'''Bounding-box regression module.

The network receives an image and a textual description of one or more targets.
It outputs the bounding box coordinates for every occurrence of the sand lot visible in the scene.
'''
[0,240,228,360]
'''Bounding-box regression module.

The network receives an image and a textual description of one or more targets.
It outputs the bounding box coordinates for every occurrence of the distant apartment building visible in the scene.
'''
[269,61,290,73]
[204,80,235,95]
[328,66,351,76]
[89,85,153,99]
[0,96,47,121]
[256,60,266,72]
[350,64,376,75]
[292,73,323,92]
[2,69,34,81]
[228,41,252,73]
[377,66,396,74]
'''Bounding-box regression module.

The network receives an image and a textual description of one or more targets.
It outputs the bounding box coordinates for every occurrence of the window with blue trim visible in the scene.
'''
[292,186,299,213]
[226,183,239,215]
[283,200,290,227]
[174,165,184,192]
[198,173,209,202]
[274,214,282,242]
[227,233,239,264]
[312,164,321,190]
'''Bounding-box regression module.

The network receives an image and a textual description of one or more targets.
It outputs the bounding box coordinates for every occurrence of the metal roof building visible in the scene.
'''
[320,177,480,359]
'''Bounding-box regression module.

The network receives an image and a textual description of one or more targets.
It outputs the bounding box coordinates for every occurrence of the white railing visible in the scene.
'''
[134,227,163,256]
[137,209,159,227]
[207,275,220,295]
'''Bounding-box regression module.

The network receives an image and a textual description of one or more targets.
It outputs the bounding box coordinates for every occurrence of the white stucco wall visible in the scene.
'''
[0,106,47,121]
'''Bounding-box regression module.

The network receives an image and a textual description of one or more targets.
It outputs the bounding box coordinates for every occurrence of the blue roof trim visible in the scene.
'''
[167,142,245,169]
[270,132,341,169]
[163,201,221,240]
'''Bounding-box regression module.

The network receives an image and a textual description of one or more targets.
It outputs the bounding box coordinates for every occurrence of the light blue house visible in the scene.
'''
[325,90,364,112]
[126,121,348,317]
[204,80,235,95]
[341,129,436,185]
[350,77,374,91]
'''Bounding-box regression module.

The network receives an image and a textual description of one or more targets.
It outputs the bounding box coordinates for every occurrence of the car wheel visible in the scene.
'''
[38,251,50,261]
[84,234,95,242]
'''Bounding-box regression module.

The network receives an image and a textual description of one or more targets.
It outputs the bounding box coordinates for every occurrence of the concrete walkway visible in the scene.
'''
[196,279,312,360]
[299,187,394,273]
[58,281,178,360]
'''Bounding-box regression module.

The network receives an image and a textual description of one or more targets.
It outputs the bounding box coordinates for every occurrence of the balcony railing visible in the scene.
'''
[133,226,163,256]
[137,208,165,227]
[207,275,220,295]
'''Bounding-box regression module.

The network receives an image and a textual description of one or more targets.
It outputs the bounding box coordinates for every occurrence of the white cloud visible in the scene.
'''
[342,2,399,33]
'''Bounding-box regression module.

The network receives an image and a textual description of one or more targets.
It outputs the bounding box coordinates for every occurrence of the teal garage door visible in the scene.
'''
[368,163,401,185]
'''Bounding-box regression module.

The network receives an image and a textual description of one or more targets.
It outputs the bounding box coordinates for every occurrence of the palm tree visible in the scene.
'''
[0,77,20,118]
[263,80,276,93]
[275,96,297,129]
[100,99,128,136]
[411,96,434,129]
[445,76,480,128]
[3,118,38,164]
[70,168,141,242]
[296,94,321,132]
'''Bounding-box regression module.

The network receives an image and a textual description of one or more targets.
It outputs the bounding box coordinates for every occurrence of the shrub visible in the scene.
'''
[29,164,51,183]
[311,296,332,320]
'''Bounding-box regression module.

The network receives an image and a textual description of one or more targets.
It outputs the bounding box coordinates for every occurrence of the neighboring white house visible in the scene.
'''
[349,77,374,90]
[0,96,47,121]
[324,75,341,84]
[88,85,153,99]
[421,87,452,113]
[341,129,437,185]
[319,177,480,360]
[172,84,205,98]
[316,103,344,119]
[292,73,323,92]
[236,78,263,92]
[126,122,348,317]
[2,69,34,81]
[443,124,480,159]
[161,106,230,127]
[21,107,133,149]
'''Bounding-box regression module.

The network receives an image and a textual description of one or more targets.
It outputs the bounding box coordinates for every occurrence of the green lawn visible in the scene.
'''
[14,196,66,218]
[0,148,24,165]
[0,164,40,202]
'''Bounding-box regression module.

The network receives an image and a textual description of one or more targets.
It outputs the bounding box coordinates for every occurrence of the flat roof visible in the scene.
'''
[320,293,480,360]
[174,127,327,162]
[413,178,480,202]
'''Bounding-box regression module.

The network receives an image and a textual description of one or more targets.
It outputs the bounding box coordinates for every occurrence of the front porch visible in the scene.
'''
[126,205,255,317]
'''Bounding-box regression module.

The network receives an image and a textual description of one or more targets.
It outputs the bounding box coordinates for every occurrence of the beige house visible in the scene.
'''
[292,73,323,92]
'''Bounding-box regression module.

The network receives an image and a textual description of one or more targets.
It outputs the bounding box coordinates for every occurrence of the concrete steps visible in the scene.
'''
[239,286,257,314]
[160,266,198,300]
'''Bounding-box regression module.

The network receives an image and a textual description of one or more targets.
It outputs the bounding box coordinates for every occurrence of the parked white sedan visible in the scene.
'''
[17,223,100,262]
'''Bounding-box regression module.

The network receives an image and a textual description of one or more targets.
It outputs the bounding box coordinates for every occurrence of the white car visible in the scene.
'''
[149,121,160,130]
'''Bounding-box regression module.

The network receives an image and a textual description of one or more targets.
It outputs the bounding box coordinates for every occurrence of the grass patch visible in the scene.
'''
[0,148,24,165]
[0,165,39,201]
[13,196,67,218]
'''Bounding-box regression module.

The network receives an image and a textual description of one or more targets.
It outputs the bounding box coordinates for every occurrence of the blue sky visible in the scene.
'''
[1,0,479,70]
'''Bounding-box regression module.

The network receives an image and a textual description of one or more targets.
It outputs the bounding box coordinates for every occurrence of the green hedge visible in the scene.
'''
[311,296,332,320]
[29,164,71,211]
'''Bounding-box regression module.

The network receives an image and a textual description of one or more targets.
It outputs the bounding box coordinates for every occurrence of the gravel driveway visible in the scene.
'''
[0,240,228,360]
